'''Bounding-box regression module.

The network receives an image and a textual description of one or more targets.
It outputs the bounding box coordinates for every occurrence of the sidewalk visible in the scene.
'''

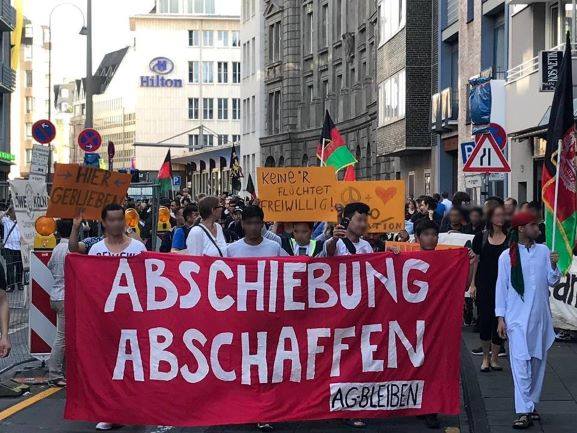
[461,326,577,433]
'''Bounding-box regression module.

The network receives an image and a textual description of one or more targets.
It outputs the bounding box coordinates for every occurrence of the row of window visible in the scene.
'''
[188,97,241,120]
[188,134,240,149]
[379,0,406,46]
[188,30,240,48]
[241,0,256,22]
[242,96,256,134]
[378,69,406,126]
[188,61,241,84]
[242,38,256,78]
[158,0,215,15]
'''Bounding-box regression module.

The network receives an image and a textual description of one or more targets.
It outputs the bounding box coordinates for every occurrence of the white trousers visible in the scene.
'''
[509,352,547,414]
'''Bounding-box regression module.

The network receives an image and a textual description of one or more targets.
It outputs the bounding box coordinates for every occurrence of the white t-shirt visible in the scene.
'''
[332,238,373,256]
[186,223,227,257]
[88,238,147,257]
[226,238,286,258]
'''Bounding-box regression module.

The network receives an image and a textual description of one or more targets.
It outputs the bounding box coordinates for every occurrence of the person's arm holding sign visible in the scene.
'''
[69,215,87,254]
[325,224,346,257]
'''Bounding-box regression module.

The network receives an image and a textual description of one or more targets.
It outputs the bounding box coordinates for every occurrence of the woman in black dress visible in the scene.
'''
[470,205,508,372]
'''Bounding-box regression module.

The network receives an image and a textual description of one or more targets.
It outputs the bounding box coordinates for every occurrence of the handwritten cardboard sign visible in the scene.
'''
[335,180,405,233]
[46,163,131,220]
[257,167,338,222]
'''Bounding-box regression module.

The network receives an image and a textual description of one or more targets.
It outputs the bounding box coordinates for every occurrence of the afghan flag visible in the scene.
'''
[316,111,356,171]
[157,150,173,192]
[543,32,577,274]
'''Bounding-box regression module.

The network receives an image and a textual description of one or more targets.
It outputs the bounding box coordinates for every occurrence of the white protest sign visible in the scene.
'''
[29,144,50,182]
[8,179,49,269]
[550,255,577,331]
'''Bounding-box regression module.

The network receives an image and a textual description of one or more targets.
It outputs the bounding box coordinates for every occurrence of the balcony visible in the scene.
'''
[431,87,458,133]
[0,0,15,32]
[0,63,15,93]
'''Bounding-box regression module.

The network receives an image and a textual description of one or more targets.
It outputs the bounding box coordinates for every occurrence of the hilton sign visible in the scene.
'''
[140,57,183,88]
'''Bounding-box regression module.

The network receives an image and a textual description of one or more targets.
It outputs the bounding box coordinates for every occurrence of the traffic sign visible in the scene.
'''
[460,141,475,164]
[77,128,102,152]
[463,133,511,173]
[485,123,507,150]
[29,144,50,182]
[173,176,181,187]
[32,119,56,144]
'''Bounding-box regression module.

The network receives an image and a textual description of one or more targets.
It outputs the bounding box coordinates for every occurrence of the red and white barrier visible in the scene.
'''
[29,251,56,359]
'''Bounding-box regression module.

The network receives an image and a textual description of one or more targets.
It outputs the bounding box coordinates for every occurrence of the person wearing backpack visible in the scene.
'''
[325,202,372,258]
[280,222,324,257]
[469,204,509,372]
[171,203,199,252]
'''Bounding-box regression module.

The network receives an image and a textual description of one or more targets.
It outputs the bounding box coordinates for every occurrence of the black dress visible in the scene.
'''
[472,231,508,345]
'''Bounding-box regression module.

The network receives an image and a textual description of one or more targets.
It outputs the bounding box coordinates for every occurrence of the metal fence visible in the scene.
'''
[0,245,33,374]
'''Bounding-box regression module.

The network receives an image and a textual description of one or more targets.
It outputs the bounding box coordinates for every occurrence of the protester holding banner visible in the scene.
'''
[496,212,560,429]
[46,219,73,387]
[470,205,508,372]
[1,207,23,291]
[280,222,324,257]
[226,206,285,258]
[185,196,227,257]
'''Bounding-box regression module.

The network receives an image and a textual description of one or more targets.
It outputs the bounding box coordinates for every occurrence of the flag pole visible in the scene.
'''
[320,138,327,167]
[552,138,563,252]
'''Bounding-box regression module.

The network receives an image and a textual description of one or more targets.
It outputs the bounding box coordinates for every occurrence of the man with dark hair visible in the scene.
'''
[225,205,284,258]
[46,219,74,386]
[440,207,469,233]
[411,196,442,225]
[452,191,471,208]
[325,202,373,257]
[172,204,200,252]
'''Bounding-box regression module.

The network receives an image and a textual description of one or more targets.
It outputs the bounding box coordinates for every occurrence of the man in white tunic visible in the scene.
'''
[495,212,560,430]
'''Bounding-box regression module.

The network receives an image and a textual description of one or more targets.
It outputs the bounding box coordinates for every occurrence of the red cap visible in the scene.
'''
[511,211,538,229]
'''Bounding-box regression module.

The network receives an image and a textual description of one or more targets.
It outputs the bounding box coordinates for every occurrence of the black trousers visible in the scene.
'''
[4,249,22,289]
[477,293,503,346]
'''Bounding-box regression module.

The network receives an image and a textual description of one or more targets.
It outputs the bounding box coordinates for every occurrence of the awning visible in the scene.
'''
[509,99,577,140]
[172,142,233,165]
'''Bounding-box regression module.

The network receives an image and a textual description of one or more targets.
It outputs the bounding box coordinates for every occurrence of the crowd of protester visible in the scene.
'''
[0,186,567,431]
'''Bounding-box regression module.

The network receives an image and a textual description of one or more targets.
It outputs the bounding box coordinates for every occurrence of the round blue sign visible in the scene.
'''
[78,128,102,152]
[486,123,507,150]
[32,119,56,144]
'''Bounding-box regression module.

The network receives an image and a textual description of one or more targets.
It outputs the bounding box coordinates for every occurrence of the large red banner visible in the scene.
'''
[65,250,468,427]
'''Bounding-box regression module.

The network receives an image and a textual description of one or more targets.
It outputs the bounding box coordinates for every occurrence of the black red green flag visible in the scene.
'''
[316,111,356,171]
[157,150,173,192]
[543,32,577,274]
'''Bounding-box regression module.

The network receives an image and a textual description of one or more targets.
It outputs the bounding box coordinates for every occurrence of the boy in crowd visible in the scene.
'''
[46,219,73,387]
[226,205,285,258]
[171,204,199,252]
[325,202,373,257]
[414,218,476,429]
[281,222,324,257]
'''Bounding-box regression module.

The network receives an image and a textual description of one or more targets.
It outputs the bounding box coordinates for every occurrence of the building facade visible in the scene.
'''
[376,0,433,197]
[240,0,265,186]
[11,18,49,178]
[260,0,378,180]
[132,0,241,195]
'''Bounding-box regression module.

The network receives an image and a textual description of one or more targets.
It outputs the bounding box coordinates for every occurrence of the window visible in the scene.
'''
[158,0,179,13]
[217,31,228,47]
[321,79,329,116]
[320,4,328,47]
[188,30,200,46]
[26,149,32,164]
[242,99,247,131]
[188,61,200,83]
[218,135,229,146]
[189,0,214,14]
[203,30,214,46]
[493,14,506,77]
[246,98,251,130]
[268,22,281,63]
[26,70,32,87]
[202,134,214,147]
[232,31,240,47]
[251,95,256,132]
[188,98,199,119]
[232,98,240,120]
[334,0,342,41]
[268,91,281,134]
[218,98,228,119]
[26,122,32,138]
[188,134,199,150]
[24,44,32,60]
[217,62,228,83]
[25,97,33,113]
[251,37,256,75]
[378,69,406,125]
[232,62,241,83]
[203,98,214,119]
[242,43,248,77]
[305,11,313,54]
[202,61,213,83]
[232,134,240,144]
[246,40,252,75]
[251,0,255,16]
[466,0,474,22]
[379,0,406,45]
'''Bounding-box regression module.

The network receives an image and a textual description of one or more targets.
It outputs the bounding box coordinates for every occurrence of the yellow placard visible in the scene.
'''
[335,180,405,233]
[257,167,338,222]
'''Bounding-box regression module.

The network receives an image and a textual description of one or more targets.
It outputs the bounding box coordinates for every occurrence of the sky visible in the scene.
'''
[26,0,241,84]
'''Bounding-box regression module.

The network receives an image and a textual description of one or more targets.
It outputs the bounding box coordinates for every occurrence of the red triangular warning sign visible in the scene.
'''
[463,133,511,173]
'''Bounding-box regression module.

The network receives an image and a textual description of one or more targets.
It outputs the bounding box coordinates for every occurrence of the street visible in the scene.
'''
[0,328,575,433]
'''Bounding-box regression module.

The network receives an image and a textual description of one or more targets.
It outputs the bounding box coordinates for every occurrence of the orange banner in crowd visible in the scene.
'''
[46,164,131,220]
[257,167,338,222]
[335,180,405,233]
[386,241,462,252]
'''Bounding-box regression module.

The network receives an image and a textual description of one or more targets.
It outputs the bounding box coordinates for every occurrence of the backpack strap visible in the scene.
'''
[282,237,294,256]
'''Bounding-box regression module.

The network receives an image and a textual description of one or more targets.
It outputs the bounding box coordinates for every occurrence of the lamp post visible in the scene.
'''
[47,2,87,188]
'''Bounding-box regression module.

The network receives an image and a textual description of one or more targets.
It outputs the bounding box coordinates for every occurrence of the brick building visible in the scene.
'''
[260,0,378,179]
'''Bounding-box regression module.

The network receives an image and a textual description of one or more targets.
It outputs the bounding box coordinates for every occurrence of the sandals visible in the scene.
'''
[490,362,503,371]
[513,414,533,429]
[531,411,540,421]
[48,378,66,387]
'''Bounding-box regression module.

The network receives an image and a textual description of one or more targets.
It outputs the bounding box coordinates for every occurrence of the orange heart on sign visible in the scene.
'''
[375,187,397,205]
